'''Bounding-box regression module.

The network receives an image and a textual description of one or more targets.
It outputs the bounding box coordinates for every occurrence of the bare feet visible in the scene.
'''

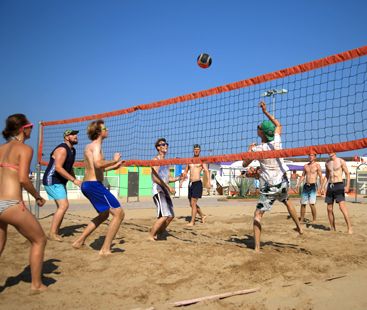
[147,235,157,241]
[186,222,195,227]
[200,215,207,223]
[348,229,353,234]
[297,226,304,235]
[30,284,47,293]
[48,233,63,242]
[72,240,85,249]
[99,250,112,256]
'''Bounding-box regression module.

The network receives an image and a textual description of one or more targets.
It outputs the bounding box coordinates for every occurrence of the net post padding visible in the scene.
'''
[40,46,367,127]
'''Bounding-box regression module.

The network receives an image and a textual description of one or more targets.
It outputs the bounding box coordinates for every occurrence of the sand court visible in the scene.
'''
[1,196,367,309]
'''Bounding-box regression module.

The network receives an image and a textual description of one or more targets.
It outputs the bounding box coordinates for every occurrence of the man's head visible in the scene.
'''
[155,138,169,152]
[87,120,108,141]
[193,144,201,157]
[329,152,337,159]
[64,129,79,145]
[308,153,316,162]
[257,120,275,142]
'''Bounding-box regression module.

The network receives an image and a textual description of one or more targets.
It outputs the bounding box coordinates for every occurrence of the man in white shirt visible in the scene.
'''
[243,101,303,252]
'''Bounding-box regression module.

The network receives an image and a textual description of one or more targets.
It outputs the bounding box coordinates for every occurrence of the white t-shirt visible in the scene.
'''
[251,134,289,186]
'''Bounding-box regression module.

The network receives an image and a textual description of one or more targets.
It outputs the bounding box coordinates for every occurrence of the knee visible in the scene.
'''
[57,201,69,212]
[253,213,262,224]
[115,208,125,220]
[38,232,48,247]
[327,205,333,212]
[101,211,110,221]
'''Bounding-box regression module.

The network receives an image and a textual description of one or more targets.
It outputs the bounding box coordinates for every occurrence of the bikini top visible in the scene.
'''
[0,163,19,171]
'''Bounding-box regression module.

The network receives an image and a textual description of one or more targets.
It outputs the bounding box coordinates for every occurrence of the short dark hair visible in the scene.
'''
[155,137,167,150]
[193,144,201,149]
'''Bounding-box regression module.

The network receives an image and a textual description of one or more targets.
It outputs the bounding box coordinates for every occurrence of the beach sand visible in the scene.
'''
[1,196,367,309]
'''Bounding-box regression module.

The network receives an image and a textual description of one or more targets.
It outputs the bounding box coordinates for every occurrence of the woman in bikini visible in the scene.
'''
[0,113,47,292]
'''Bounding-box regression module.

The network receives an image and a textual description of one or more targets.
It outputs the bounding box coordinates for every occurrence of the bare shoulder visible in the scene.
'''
[20,143,33,154]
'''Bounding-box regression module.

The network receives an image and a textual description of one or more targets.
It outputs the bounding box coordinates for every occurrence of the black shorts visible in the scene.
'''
[325,182,345,204]
[188,180,203,199]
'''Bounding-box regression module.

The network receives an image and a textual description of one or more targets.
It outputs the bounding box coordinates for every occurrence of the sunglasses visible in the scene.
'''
[101,127,108,131]
[21,123,34,130]
[158,143,169,147]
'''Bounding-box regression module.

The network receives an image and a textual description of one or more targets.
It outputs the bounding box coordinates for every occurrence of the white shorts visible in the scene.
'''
[153,192,174,218]
[256,180,289,212]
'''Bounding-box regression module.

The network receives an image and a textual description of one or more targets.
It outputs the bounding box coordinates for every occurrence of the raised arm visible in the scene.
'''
[260,101,282,135]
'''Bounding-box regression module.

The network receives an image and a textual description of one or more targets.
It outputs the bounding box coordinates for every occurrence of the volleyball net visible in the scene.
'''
[38,46,367,167]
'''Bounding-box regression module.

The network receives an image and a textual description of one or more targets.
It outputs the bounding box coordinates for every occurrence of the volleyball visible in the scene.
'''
[197,53,212,69]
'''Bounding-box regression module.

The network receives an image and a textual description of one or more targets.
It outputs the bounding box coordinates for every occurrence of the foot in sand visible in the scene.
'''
[72,240,85,249]
[186,222,195,227]
[297,227,304,235]
[48,233,63,242]
[147,235,157,241]
[99,250,112,256]
[31,284,47,293]
[200,215,207,223]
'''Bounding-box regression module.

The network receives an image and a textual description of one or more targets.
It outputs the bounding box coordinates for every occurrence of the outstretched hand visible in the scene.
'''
[113,152,121,162]
[259,101,267,112]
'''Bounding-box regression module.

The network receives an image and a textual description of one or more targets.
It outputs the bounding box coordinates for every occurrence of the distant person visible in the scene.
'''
[290,170,299,193]
[296,154,324,223]
[149,138,181,241]
[0,114,47,292]
[72,120,124,255]
[180,144,210,226]
[243,101,303,252]
[43,129,82,241]
[324,152,352,234]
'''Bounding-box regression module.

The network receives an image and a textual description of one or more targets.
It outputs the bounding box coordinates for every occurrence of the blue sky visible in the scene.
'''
[1,0,366,166]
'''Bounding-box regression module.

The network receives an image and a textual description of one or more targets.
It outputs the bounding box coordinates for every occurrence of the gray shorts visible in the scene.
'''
[153,192,174,218]
[256,180,289,212]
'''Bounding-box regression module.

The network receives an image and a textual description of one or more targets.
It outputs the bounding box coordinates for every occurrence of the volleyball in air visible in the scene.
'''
[197,53,212,69]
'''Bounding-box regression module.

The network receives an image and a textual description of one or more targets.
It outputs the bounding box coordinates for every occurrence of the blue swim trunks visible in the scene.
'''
[81,181,120,213]
[44,184,67,200]
[300,183,317,205]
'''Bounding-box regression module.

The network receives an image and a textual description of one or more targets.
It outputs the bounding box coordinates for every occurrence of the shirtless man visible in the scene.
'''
[72,120,125,255]
[297,154,324,222]
[181,144,210,226]
[324,152,352,234]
